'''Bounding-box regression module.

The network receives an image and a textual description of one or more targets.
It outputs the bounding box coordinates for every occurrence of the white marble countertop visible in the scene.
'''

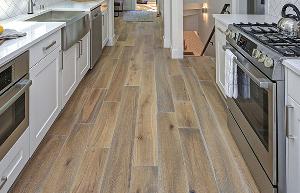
[0,21,65,66]
[49,0,105,11]
[0,0,109,67]
[213,14,278,26]
[283,59,300,76]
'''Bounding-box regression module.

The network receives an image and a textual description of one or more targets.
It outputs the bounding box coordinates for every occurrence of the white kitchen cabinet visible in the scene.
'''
[29,47,62,155]
[0,129,29,193]
[286,96,300,193]
[285,67,300,193]
[215,20,227,97]
[102,3,109,48]
[62,43,79,107]
[77,32,90,82]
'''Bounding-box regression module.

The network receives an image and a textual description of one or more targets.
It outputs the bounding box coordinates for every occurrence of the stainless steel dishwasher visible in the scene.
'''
[90,6,102,69]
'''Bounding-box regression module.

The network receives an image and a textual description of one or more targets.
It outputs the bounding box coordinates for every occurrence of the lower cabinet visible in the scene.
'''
[0,129,29,193]
[215,20,227,97]
[29,47,62,155]
[77,32,90,82]
[62,43,79,107]
[102,8,109,48]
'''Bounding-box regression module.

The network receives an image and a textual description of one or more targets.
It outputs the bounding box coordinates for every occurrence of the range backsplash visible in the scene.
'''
[267,0,300,18]
[0,0,64,20]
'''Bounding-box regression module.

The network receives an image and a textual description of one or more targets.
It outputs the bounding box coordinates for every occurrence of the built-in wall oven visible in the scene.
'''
[225,22,288,193]
[0,51,32,160]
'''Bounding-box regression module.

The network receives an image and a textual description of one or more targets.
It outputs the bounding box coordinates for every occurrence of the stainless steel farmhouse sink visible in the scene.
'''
[26,11,90,50]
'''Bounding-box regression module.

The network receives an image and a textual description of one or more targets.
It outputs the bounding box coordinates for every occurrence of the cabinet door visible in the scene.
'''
[215,23,227,97]
[102,11,109,48]
[62,44,79,107]
[78,33,90,82]
[29,48,62,155]
[0,129,30,193]
[286,96,300,193]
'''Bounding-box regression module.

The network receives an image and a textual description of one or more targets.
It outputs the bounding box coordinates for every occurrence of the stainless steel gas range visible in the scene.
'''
[223,22,299,193]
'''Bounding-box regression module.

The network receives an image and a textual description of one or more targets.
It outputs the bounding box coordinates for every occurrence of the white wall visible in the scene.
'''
[267,0,300,18]
[0,0,64,20]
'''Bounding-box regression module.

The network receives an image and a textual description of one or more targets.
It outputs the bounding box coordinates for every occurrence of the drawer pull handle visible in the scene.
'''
[0,177,7,190]
[43,41,57,52]
[286,105,296,139]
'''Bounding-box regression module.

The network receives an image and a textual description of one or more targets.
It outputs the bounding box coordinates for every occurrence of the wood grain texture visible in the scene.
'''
[105,47,133,101]
[79,88,106,123]
[155,49,175,112]
[181,66,259,193]
[70,148,109,193]
[39,124,91,193]
[94,59,118,88]
[129,166,158,193]
[179,128,219,193]
[134,62,157,166]
[170,75,190,101]
[174,102,199,128]
[88,102,119,149]
[157,112,189,193]
[100,86,139,193]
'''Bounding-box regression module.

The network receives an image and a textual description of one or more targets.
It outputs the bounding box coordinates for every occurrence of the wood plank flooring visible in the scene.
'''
[9,15,259,193]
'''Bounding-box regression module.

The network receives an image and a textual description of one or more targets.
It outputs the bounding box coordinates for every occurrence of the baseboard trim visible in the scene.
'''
[171,48,183,59]
[107,34,117,46]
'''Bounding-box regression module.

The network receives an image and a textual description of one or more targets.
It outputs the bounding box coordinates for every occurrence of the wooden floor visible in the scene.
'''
[9,15,260,193]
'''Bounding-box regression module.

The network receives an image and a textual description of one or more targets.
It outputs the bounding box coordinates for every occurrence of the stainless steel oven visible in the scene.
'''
[0,51,32,160]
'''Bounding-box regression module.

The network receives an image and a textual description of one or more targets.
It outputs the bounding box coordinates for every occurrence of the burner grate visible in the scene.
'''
[233,22,300,57]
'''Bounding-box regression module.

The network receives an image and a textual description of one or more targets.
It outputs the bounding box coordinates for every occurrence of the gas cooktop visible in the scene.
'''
[233,22,300,57]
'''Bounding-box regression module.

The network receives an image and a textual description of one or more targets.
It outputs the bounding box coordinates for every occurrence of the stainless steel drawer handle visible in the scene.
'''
[0,177,7,190]
[286,105,296,139]
[0,79,32,116]
[43,41,57,52]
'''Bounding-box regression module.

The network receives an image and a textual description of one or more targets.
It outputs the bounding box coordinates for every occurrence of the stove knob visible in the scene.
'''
[230,32,236,39]
[264,57,274,68]
[258,54,266,63]
[252,49,261,59]
[225,29,231,36]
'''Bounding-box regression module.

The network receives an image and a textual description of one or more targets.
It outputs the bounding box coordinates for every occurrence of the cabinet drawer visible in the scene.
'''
[215,20,227,35]
[287,69,300,104]
[30,30,61,68]
[0,129,29,193]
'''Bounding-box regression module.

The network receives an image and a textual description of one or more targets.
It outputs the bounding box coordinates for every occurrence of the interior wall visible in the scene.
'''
[0,0,64,20]
[197,0,231,56]
[267,0,300,18]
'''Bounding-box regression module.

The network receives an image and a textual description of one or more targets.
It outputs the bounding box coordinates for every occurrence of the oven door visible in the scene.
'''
[226,45,277,185]
[0,77,32,160]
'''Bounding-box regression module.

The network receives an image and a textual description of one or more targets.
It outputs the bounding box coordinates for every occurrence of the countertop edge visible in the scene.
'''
[283,59,300,76]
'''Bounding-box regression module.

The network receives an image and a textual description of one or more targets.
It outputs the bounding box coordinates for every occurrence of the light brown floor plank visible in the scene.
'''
[179,128,219,193]
[39,124,92,193]
[79,88,106,123]
[100,86,139,193]
[134,62,157,166]
[170,75,190,101]
[155,49,175,112]
[105,47,133,101]
[174,101,199,128]
[70,148,109,193]
[88,102,119,149]
[94,58,118,89]
[129,166,158,193]
[157,112,189,193]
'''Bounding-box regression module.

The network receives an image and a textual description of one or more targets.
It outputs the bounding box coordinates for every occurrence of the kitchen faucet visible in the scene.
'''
[28,0,36,14]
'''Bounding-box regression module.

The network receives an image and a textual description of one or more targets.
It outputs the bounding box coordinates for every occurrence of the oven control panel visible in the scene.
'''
[236,34,274,68]
[0,66,12,93]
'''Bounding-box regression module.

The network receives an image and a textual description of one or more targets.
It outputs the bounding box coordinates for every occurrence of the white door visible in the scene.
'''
[215,25,227,97]
[29,47,62,155]
[286,96,300,193]
[62,44,79,107]
[78,33,90,82]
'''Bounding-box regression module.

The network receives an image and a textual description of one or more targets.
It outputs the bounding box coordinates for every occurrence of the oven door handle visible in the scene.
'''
[0,79,32,116]
[233,58,272,89]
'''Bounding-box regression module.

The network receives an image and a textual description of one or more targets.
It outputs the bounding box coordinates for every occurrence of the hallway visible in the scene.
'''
[9,17,259,193]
